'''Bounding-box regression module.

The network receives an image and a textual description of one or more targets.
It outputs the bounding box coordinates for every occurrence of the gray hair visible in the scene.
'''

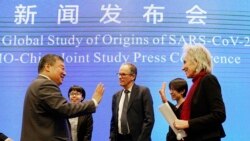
[182,44,213,73]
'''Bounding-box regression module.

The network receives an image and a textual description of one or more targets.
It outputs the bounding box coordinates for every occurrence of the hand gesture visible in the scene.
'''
[92,83,105,104]
[159,82,168,103]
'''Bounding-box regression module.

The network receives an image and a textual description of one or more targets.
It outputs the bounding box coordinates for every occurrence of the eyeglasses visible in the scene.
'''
[116,73,133,77]
[69,92,82,96]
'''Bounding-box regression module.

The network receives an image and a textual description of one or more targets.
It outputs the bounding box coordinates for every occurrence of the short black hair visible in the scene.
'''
[68,85,86,99]
[169,78,188,97]
[38,54,64,73]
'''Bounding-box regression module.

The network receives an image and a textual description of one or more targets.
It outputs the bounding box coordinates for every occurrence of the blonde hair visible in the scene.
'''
[182,44,213,73]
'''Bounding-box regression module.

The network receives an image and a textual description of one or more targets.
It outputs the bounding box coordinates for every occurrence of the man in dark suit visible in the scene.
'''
[21,54,104,141]
[110,62,155,141]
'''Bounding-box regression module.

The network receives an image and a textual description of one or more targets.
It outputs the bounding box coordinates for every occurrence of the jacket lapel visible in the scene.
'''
[77,116,82,131]
[127,84,137,109]
[116,91,123,113]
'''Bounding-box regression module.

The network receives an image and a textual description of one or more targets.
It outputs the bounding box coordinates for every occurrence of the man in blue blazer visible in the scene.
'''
[110,62,154,141]
[21,54,104,141]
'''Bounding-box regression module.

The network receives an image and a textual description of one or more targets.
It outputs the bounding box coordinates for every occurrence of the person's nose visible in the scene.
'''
[63,71,67,77]
[181,65,185,71]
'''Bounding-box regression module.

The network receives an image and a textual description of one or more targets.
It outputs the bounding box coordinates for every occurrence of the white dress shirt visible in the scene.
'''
[69,117,79,141]
[118,87,132,134]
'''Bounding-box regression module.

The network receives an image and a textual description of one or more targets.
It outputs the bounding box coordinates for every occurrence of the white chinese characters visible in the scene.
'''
[13,4,207,25]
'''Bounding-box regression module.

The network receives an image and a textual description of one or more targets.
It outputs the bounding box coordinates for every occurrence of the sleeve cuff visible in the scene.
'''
[92,98,98,107]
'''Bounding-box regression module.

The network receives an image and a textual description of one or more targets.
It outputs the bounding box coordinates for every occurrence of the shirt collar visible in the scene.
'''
[39,74,51,80]
[125,85,133,92]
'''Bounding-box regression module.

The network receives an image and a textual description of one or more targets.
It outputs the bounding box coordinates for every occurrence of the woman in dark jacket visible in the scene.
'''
[173,44,226,141]
[159,78,188,141]
[68,85,93,141]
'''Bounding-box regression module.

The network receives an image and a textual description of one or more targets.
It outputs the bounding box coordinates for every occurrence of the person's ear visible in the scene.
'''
[180,90,185,96]
[44,64,51,72]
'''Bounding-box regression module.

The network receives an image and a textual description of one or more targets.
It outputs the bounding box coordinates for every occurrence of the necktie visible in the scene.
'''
[121,89,129,134]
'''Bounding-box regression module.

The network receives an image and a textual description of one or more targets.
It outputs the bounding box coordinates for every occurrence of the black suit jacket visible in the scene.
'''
[21,75,96,141]
[166,102,183,141]
[110,84,155,141]
[0,133,7,141]
[77,114,93,141]
[185,74,226,141]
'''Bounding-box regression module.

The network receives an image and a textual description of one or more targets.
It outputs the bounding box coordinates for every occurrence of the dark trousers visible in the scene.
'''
[203,138,221,141]
[184,137,221,141]
[117,134,132,141]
